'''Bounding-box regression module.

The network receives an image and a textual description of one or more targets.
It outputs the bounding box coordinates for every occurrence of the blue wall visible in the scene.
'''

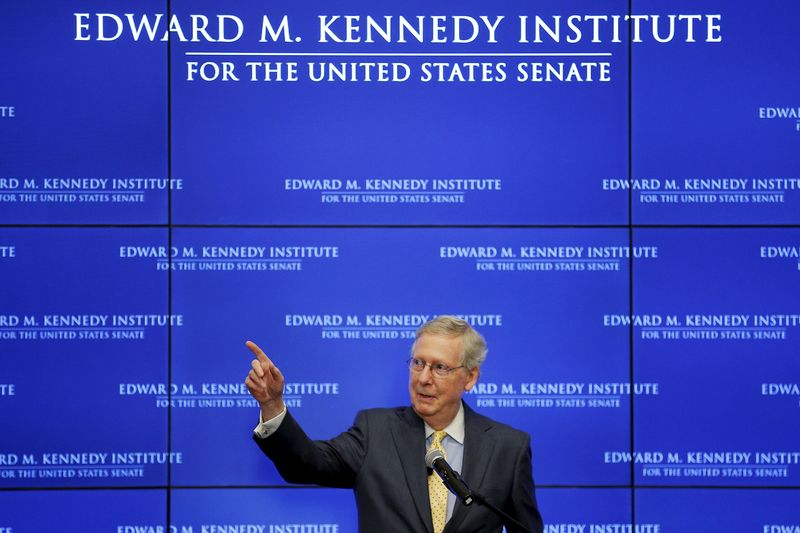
[2,1,799,530]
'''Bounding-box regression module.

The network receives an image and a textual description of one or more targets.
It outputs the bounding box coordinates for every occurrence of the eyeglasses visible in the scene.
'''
[407,357,465,378]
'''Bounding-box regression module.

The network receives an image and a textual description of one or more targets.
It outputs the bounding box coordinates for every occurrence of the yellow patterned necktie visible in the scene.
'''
[428,430,449,533]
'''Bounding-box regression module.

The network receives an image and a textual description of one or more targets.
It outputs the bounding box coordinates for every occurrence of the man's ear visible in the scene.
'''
[464,367,480,391]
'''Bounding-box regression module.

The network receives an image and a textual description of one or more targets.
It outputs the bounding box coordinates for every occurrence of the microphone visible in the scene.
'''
[425,449,474,506]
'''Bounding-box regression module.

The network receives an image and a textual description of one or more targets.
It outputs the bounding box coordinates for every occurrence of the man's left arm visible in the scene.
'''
[507,434,544,533]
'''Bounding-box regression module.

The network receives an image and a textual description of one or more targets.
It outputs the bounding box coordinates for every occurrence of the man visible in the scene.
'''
[245,315,544,533]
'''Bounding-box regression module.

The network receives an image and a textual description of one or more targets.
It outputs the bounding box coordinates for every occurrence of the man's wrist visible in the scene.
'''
[254,403,288,438]
[260,400,286,422]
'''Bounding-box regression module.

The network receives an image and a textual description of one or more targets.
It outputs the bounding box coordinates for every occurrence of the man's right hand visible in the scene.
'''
[244,340,286,421]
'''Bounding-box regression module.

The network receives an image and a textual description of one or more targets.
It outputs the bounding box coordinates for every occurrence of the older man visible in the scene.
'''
[245,315,543,533]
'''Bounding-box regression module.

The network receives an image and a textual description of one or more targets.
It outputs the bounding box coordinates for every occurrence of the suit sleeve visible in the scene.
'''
[253,409,368,489]
[506,433,544,533]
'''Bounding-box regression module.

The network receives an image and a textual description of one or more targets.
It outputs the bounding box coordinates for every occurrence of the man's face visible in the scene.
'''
[408,333,479,429]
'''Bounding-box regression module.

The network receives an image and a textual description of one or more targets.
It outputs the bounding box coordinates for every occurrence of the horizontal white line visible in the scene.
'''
[641,327,786,330]
[643,190,786,195]
[0,465,146,469]
[0,190,146,193]
[476,259,619,262]
[154,395,301,399]
[155,258,300,262]
[185,51,613,58]
[0,327,145,331]
[320,191,464,195]
[321,327,415,330]
[644,464,787,468]
[477,395,621,399]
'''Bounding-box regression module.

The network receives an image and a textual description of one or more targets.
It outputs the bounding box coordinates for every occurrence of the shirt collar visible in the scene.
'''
[424,402,465,445]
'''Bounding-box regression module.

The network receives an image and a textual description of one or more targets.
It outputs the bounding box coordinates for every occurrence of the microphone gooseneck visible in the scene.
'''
[425,449,474,506]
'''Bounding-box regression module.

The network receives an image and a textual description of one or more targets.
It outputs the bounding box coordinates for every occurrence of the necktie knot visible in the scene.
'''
[430,430,447,452]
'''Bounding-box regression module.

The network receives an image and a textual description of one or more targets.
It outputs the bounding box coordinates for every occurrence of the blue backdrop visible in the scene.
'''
[2,0,799,531]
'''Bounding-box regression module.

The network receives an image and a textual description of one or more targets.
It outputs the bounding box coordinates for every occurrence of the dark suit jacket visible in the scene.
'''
[254,403,544,533]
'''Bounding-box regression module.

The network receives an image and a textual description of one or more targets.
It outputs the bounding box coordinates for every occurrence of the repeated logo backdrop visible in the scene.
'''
[1,0,799,530]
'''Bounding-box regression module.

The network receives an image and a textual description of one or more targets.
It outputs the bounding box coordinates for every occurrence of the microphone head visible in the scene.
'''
[425,448,445,468]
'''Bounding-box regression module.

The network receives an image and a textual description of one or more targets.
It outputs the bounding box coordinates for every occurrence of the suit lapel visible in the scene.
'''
[444,403,496,533]
[390,407,433,533]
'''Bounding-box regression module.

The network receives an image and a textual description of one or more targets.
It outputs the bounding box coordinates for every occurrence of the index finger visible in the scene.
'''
[245,340,270,364]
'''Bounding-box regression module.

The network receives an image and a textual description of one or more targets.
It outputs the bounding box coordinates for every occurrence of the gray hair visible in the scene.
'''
[412,315,487,370]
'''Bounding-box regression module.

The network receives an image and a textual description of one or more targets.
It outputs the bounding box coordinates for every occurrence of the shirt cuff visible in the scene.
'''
[253,406,287,439]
